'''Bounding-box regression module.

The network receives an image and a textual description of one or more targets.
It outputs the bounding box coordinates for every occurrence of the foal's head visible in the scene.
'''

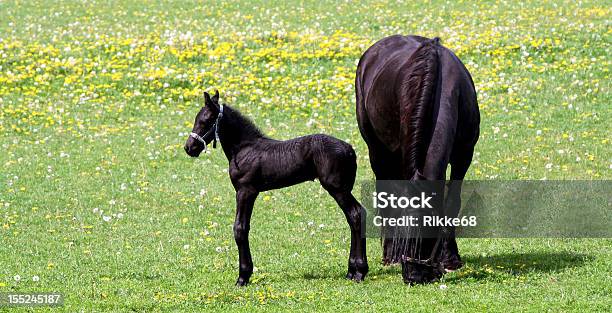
[184,90,221,157]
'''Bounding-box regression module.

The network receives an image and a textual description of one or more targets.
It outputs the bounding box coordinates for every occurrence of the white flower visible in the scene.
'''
[183,244,190,250]
[32,275,40,282]
[117,213,124,219]
[14,275,21,282]
[215,247,223,253]
[102,216,111,222]
[439,284,448,290]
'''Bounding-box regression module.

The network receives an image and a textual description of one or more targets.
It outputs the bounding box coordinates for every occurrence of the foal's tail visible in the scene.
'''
[399,37,440,180]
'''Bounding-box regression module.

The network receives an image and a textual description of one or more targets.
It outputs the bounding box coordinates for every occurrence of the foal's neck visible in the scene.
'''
[217,105,265,160]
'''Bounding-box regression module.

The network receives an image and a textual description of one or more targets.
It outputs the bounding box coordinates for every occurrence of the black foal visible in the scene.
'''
[184,91,368,286]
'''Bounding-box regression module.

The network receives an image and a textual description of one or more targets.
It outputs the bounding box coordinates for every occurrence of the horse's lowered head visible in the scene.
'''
[184,90,222,157]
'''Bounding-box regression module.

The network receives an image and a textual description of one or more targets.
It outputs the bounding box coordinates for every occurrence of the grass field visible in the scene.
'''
[0,0,610,311]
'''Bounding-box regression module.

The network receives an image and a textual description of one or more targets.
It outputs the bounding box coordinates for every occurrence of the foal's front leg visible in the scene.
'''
[234,188,258,286]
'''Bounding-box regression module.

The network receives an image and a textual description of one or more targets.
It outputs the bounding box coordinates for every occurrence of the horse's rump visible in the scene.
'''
[357,35,443,179]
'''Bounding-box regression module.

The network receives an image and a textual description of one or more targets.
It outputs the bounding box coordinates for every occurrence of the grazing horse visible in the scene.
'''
[184,91,368,286]
[355,35,480,283]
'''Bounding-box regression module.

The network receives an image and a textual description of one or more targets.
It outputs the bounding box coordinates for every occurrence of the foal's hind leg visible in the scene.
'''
[328,191,369,281]
[234,187,258,286]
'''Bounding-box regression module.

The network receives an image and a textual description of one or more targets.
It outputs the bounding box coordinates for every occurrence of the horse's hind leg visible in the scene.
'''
[366,146,403,265]
[357,103,404,265]
[328,190,369,281]
[441,145,475,272]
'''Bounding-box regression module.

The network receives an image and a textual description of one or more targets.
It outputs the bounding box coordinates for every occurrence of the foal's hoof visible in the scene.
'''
[352,271,366,282]
[346,270,367,282]
[345,271,354,280]
[346,267,368,282]
[235,277,249,287]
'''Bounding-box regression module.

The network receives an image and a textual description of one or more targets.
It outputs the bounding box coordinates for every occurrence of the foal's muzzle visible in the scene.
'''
[183,145,195,157]
[184,137,204,157]
[184,144,201,157]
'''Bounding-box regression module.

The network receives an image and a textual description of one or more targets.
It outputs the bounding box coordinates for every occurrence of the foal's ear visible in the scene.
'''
[204,91,219,110]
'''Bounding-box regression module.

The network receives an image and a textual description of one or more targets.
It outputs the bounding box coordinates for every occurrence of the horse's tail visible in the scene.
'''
[400,37,440,180]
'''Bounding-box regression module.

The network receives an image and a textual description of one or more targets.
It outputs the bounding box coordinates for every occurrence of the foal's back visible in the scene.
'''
[231,134,357,192]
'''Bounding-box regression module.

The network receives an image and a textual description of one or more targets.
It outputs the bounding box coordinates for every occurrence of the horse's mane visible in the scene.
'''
[400,37,440,179]
[222,104,265,141]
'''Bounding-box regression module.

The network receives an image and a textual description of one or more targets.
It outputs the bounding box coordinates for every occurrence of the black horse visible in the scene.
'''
[355,35,480,283]
[185,91,368,286]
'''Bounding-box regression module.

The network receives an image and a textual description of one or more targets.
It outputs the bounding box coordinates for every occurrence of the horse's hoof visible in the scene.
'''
[235,277,249,287]
[444,262,463,273]
[352,272,366,282]
[401,261,443,285]
[441,257,464,273]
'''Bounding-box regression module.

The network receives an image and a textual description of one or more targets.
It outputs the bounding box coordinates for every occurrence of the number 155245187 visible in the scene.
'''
[0,293,63,307]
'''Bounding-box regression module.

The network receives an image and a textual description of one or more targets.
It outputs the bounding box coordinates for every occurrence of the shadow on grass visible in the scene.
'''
[302,262,402,280]
[443,251,593,282]
[301,251,592,282]
[302,272,333,280]
[465,251,592,272]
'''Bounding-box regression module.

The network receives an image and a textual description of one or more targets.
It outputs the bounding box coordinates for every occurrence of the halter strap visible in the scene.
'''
[213,104,224,148]
[189,104,224,151]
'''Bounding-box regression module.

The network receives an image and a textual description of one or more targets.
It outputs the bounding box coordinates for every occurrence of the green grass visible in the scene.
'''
[0,0,610,311]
